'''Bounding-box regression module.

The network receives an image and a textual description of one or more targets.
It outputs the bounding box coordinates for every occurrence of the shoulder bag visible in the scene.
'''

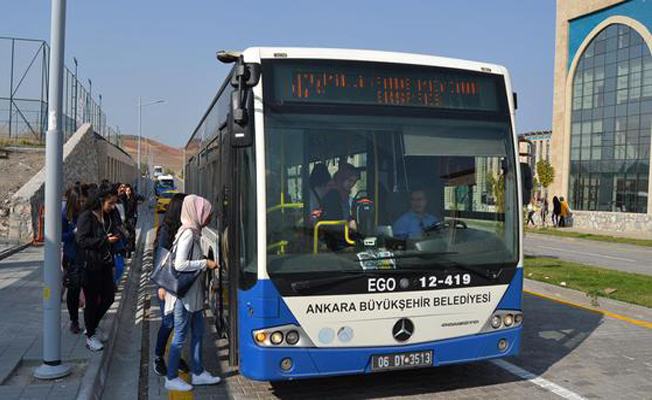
[150,238,202,297]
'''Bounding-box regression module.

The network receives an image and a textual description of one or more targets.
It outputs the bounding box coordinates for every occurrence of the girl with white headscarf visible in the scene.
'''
[164,195,220,391]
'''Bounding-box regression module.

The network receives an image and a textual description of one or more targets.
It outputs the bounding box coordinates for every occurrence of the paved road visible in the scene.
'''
[98,229,652,400]
[137,289,652,400]
[525,232,652,276]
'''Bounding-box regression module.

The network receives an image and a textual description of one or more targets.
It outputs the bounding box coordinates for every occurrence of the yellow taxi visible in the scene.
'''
[155,190,179,213]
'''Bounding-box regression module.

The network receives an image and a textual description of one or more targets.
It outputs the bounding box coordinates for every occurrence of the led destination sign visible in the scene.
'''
[266,61,504,112]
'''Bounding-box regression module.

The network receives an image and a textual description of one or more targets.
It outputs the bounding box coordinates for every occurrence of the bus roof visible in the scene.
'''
[185,47,511,150]
[243,47,509,77]
[157,175,174,181]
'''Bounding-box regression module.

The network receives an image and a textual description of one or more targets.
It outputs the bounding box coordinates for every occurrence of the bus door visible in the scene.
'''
[216,124,241,366]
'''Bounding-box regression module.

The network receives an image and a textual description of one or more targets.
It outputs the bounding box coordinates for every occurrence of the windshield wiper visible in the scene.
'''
[355,251,458,262]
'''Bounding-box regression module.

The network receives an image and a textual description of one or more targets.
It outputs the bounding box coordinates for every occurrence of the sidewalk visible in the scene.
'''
[527,225,652,241]
[561,226,652,240]
[0,215,146,399]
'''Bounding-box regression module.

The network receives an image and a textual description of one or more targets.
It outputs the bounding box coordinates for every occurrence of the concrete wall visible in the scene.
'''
[570,210,652,231]
[9,123,137,242]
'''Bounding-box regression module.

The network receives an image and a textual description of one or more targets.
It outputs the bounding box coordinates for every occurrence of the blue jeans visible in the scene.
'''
[167,299,204,379]
[155,296,174,358]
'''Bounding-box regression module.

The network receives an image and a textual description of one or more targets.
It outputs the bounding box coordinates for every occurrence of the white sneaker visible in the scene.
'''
[85,335,104,352]
[191,370,221,386]
[165,377,193,391]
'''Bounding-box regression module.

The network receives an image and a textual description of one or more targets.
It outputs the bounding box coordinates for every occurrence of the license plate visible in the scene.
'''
[370,350,433,372]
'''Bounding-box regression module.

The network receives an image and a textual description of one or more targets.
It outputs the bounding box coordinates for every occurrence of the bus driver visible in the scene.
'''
[392,188,440,239]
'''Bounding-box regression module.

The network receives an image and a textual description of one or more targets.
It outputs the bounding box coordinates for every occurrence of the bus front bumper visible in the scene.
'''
[239,327,521,381]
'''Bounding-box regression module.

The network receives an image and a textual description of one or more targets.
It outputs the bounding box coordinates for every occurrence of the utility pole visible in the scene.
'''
[137,96,142,193]
[72,57,77,130]
[99,93,103,136]
[35,0,72,380]
[88,78,92,126]
[137,98,164,195]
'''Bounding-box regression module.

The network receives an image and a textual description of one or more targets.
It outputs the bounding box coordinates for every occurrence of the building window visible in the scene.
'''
[569,23,651,213]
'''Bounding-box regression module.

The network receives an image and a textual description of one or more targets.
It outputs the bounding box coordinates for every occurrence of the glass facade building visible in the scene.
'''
[569,23,652,213]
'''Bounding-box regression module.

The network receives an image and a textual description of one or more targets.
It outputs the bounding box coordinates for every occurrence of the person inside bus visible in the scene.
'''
[321,163,360,219]
[164,195,220,392]
[392,188,440,239]
[308,163,332,213]
[320,163,360,249]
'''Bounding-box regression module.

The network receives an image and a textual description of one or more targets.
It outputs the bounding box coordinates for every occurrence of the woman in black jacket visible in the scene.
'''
[122,184,142,257]
[76,187,121,351]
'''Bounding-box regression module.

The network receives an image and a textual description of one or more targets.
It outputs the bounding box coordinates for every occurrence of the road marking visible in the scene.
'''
[525,289,652,329]
[534,245,637,263]
[491,359,587,400]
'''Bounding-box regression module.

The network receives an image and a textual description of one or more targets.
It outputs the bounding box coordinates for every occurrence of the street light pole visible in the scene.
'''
[88,78,92,126]
[35,0,72,380]
[137,96,142,192]
[136,98,164,195]
[72,57,77,130]
[99,93,103,136]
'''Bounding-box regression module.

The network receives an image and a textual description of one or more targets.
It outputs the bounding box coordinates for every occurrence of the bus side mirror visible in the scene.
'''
[229,60,259,148]
[230,89,253,148]
[520,162,533,205]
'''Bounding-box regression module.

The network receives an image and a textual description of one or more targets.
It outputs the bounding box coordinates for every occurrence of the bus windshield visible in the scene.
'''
[157,179,175,189]
[263,60,518,278]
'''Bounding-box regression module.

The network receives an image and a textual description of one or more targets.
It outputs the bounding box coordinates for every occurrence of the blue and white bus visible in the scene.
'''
[184,47,532,381]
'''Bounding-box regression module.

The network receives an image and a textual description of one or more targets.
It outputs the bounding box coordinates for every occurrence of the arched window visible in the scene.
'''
[569,23,652,213]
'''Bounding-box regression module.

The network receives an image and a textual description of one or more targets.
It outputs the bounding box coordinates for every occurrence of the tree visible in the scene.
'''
[494,174,506,213]
[536,160,555,196]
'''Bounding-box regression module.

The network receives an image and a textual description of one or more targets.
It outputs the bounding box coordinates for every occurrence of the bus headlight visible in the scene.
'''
[252,325,315,347]
[482,310,523,332]
[285,330,300,345]
[270,331,284,345]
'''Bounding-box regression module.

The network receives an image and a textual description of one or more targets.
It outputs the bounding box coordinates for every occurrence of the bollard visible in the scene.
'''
[34,205,45,244]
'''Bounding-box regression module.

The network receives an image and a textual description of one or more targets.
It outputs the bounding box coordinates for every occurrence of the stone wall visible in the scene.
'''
[570,210,652,232]
[8,124,137,242]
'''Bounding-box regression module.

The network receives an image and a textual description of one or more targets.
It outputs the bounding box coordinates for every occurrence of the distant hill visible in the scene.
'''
[119,135,183,175]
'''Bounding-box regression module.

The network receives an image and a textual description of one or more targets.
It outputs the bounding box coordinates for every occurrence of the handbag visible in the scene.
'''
[150,237,202,297]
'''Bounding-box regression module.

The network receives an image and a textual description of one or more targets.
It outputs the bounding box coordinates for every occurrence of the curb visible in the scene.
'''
[524,278,652,323]
[0,242,32,262]
[76,219,146,400]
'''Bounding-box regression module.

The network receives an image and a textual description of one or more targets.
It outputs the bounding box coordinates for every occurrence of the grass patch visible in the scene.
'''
[524,256,652,309]
[525,227,652,248]
[0,138,44,148]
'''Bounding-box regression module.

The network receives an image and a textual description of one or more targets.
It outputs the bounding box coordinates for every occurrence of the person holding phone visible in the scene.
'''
[75,187,121,351]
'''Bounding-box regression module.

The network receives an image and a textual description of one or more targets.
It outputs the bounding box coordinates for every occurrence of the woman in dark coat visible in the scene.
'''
[76,187,121,351]
[552,196,561,227]
[62,187,84,333]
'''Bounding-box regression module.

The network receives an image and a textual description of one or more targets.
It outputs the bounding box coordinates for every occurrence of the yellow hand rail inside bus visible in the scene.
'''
[266,203,304,213]
[266,240,288,255]
[313,220,355,254]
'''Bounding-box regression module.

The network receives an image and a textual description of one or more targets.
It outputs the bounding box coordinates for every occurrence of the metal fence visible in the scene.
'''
[0,36,114,143]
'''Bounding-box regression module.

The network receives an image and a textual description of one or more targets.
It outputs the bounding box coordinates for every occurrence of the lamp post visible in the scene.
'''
[99,94,103,136]
[34,0,71,380]
[137,98,164,195]
[72,57,77,130]
[87,78,92,126]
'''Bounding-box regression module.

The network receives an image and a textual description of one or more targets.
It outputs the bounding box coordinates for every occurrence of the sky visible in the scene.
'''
[0,1,556,148]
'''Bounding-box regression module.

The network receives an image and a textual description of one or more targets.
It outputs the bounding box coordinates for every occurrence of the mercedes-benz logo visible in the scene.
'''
[392,318,414,342]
